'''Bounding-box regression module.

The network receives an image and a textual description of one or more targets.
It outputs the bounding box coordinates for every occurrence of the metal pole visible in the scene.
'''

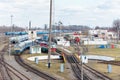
[48,0,52,68]
[78,42,83,80]
[55,22,57,37]
[60,23,61,37]
[9,15,13,57]
[59,21,62,37]
[81,51,83,80]
[87,30,89,52]
[117,27,119,44]
[11,15,13,32]
[9,39,11,57]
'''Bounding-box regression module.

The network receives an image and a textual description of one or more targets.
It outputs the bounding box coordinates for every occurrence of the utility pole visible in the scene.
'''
[48,0,52,68]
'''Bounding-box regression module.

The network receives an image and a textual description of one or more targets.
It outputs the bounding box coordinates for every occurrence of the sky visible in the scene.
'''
[0,0,120,28]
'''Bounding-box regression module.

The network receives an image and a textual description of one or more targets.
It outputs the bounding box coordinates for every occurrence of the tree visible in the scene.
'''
[95,26,100,30]
[113,19,120,43]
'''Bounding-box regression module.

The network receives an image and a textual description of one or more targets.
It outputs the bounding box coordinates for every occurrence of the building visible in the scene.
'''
[30,45,41,54]
[107,31,117,39]
[89,29,107,39]
[89,29,117,40]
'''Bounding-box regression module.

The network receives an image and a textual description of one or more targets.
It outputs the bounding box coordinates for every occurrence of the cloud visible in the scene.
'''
[96,0,120,11]
[57,0,120,27]
[0,0,50,27]
[0,0,49,13]
[0,0,120,27]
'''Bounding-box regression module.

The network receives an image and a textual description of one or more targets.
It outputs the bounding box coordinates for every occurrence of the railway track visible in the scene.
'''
[0,58,31,80]
[15,55,57,80]
[0,45,30,80]
[66,55,113,80]
[0,45,12,80]
[56,47,113,80]
[0,52,13,80]
[66,55,92,80]
[83,64,112,80]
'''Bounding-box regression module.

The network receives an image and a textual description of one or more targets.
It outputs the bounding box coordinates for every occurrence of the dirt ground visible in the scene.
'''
[87,60,120,80]
[21,52,77,80]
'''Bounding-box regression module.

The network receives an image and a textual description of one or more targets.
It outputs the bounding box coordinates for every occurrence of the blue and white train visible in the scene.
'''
[14,40,33,54]
[5,30,72,36]
[5,32,28,35]
[10,35,28,44]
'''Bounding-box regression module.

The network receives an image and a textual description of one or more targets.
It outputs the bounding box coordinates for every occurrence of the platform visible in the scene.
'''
[79,55,115,61]
[27,55,60,61]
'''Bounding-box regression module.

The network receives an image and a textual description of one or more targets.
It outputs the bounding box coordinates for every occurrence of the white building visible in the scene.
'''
[89,29,107,36]
[89,30,98,35]
[54,37,70,47]
[30,45,41,54]
[107,31,117,39]
[89,29,117,40]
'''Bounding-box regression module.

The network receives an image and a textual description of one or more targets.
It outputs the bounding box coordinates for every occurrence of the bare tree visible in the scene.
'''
[95,26,100,30]
[113,19,120,43]
[58,21,63,30]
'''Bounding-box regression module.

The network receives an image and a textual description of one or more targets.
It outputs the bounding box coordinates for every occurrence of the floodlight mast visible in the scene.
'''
[48,0,52,68]
[9,15,13,57]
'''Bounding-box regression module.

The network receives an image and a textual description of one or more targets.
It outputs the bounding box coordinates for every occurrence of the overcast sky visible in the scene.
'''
[0,0,120,28]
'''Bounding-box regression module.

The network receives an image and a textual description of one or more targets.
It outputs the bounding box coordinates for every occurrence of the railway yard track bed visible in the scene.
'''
[15,55,57,80]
